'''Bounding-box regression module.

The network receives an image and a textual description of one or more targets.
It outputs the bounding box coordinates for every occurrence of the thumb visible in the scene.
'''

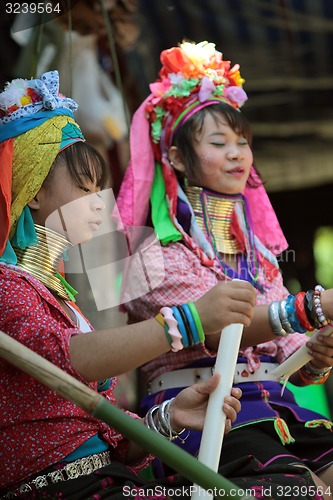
[194,372,221,395]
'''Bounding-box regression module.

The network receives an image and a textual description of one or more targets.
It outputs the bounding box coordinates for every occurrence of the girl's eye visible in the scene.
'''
[80,186,91,193]
[239,141,248,146]
[211,142,225,146]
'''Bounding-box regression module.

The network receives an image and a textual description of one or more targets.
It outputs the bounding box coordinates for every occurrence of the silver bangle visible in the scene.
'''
[144,399,187,441]
[279,299,295,334]
[268,301,288,337]
[144,405,160,433]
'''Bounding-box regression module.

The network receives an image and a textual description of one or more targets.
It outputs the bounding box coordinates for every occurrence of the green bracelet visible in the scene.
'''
[187,302,205,342]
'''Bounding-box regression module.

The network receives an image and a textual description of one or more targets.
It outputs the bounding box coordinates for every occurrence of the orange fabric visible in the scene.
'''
[0,139,14,254]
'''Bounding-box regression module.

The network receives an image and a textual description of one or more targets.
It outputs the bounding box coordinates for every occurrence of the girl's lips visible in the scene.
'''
[89,219,103,231]
[227,167,245,178]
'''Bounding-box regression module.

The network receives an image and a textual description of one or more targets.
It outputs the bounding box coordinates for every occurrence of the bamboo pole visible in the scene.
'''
[0,330,254,500]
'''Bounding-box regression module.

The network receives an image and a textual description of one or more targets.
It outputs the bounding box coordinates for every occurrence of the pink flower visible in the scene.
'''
[224,86,248,106]
[198,76,216,102]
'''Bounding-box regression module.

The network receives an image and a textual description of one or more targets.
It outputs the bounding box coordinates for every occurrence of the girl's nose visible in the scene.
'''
[91,192,106,212]
[227,145,243,160]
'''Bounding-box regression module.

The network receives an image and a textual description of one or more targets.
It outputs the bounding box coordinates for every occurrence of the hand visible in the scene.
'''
[194,280,256,336]
[168,373,242,434]
[306,332,333,370]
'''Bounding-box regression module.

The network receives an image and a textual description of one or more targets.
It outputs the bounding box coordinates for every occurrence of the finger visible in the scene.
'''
[307,342,333,360]
[224,418,231,434]
[316,335,333,348]
[222,402,238,423]
[230,387,242,400]
[224,396,241,417]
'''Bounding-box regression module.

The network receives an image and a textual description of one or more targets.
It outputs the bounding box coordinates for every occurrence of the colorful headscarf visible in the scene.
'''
[116,41,287,271]
[0,70,85,263]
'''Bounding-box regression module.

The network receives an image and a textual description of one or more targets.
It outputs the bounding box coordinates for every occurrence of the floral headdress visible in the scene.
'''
[116,41,287,278]
[145,41,247,152]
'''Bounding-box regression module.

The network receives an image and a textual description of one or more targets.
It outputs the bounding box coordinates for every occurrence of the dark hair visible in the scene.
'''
[172,102,262,188]
[45,141,109,190]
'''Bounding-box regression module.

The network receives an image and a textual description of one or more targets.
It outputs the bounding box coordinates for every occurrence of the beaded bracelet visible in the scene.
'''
[295,292,315,332]
[313,285,330,327]
[159,307,183,352]
[299,363,331,385]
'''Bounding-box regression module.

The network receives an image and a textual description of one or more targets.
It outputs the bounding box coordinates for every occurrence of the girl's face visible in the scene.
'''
[191,113,253,194]
[29,160,105,245]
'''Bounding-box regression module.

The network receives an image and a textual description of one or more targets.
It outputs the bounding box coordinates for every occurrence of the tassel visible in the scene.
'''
[305,419,333,431]
[274,418,295,445]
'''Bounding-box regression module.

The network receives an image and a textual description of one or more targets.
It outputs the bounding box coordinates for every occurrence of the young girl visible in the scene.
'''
[117,41,333,499]
[0,70,250,498]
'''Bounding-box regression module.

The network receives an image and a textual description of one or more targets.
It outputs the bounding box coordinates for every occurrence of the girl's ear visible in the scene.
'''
[168,146,186,174]
[27,187,44,210]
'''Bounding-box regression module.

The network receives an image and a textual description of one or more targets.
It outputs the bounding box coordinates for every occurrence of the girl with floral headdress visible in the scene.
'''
[0,70,250,498]
[117,41,333,498]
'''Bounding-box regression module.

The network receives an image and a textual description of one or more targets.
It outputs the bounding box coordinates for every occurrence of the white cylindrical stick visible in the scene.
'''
[191,322,244,500]
[271,324,333,383]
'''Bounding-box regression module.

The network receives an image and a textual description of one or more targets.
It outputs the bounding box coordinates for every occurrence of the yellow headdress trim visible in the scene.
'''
[10,115,78,238]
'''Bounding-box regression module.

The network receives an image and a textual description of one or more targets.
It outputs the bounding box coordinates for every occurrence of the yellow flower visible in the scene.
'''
[20,95,32,106]
[180,41,219,79]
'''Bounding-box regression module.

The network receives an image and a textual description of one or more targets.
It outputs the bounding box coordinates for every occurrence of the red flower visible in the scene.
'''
[160,47,190,78]
[26,87,42,103]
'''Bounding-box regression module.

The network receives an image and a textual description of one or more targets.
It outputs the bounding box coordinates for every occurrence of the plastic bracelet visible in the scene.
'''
[181,303,200,345]
[313,285,330,327]
[155,313,173,346]
[177,305,194,346]
[268,301,288,337]
[304,290,321,329]
[285,294,307,333]
[160,307,183,352]
[171,306,189,348]
[295,292,315,332]
[187,302,205,342]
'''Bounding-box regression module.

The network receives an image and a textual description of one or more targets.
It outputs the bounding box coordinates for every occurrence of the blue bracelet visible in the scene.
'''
[171,306,189,347]
[285,294,307,333]
[181,303,200,345]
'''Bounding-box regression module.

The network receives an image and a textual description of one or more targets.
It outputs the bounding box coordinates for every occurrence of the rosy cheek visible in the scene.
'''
[199,153,216,176]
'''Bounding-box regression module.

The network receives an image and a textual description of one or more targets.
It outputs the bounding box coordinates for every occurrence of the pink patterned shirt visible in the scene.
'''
[123,241,308,383]
[0,264,148,489]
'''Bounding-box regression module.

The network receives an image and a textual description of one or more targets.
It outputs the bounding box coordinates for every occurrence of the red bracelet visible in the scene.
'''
[295,292,315,332]
[299,366,331,385]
